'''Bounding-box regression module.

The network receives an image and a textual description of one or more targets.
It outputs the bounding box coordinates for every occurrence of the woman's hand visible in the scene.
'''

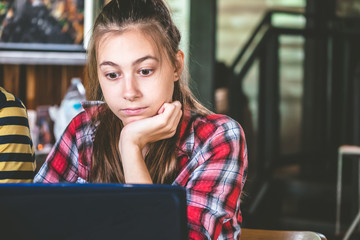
[120,101,182,150]
[118,101,182,184]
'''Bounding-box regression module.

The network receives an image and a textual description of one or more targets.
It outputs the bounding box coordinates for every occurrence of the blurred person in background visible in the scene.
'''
[0,87,36,183]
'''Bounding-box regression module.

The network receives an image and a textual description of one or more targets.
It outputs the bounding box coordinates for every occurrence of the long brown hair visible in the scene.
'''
[87,0,210,183]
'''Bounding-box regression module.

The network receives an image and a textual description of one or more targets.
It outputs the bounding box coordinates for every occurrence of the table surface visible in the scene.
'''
[241,228,326,240]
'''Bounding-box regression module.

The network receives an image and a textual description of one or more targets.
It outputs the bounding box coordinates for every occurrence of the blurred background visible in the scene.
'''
[1,0,360,239]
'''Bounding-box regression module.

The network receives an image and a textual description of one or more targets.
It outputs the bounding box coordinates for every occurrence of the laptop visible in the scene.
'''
[0,183,188,240]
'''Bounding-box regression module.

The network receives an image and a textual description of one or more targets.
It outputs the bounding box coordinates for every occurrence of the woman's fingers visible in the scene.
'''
[120,101,183,150]
[152,101,182,139]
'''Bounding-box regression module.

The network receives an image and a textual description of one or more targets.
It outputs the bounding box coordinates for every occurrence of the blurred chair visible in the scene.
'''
[241,228,327,240]
[336,145,360,240]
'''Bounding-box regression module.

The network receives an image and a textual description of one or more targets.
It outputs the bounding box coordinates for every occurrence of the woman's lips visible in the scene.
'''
[121,107,148,116]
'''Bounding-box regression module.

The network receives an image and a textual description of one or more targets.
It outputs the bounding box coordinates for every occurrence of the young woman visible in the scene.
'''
[34,0,248,239]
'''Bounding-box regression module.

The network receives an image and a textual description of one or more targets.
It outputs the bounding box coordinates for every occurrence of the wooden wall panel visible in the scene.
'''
[0,65,3,87]
[1,65,85,110]
[3,65,21,97]
[26,66,36,109]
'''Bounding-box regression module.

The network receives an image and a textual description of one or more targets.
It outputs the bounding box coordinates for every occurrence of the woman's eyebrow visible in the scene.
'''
[132,55,159,66]
[99,61,119,67]
[99,55,159,68]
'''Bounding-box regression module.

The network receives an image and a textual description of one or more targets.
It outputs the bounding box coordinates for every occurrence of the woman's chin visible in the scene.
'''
[121,116,146,126]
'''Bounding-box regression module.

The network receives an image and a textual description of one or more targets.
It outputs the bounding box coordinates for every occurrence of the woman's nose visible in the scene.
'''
[122,75,141,101]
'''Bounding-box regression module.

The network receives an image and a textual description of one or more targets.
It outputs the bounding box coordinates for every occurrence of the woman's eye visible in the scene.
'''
[105,72,120,80]
[139,69,153,76]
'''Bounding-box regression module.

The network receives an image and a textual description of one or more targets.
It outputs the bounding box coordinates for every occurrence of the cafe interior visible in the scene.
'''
[1,0,360,239]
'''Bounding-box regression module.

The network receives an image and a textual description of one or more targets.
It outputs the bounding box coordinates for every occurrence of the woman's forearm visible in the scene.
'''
[119,138,152,184]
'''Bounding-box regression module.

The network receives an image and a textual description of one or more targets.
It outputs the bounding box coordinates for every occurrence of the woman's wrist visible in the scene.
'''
[119,131,152,184]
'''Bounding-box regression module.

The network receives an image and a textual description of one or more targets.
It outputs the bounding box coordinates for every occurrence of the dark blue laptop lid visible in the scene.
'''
[0,183,188,240]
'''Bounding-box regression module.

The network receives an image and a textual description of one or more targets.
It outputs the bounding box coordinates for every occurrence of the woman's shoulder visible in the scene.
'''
[191,112,241,130]
[81,101,104,118]
[186,111,242,141]
[67,101,104,130]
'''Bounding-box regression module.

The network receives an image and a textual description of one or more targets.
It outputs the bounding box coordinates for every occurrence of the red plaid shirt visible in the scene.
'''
[34,101,248,240]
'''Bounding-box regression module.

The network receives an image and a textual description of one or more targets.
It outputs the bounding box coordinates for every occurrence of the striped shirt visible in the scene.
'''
[34,101,248,239]
[0,87,36,183]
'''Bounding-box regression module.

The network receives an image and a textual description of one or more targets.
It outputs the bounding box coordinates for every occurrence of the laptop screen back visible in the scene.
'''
[0,183,188,240]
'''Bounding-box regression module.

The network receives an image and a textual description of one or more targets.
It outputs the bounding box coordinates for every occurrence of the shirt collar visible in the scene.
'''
[81,101,104,118]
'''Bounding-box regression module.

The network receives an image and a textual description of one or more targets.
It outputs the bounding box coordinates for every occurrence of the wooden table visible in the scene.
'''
[241,228,327,240]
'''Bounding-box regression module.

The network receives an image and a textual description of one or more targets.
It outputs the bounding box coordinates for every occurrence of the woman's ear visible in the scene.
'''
[174,50,185,81]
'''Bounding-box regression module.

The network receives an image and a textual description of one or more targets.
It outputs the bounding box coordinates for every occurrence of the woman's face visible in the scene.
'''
[97,29,182,126]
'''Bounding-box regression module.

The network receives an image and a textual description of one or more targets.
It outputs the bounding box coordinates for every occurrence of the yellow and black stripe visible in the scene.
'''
[0,87,35,183]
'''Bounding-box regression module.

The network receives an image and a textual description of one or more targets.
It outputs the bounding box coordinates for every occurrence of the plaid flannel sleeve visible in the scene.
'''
[34,113,83,183]
[186,116,248,240]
